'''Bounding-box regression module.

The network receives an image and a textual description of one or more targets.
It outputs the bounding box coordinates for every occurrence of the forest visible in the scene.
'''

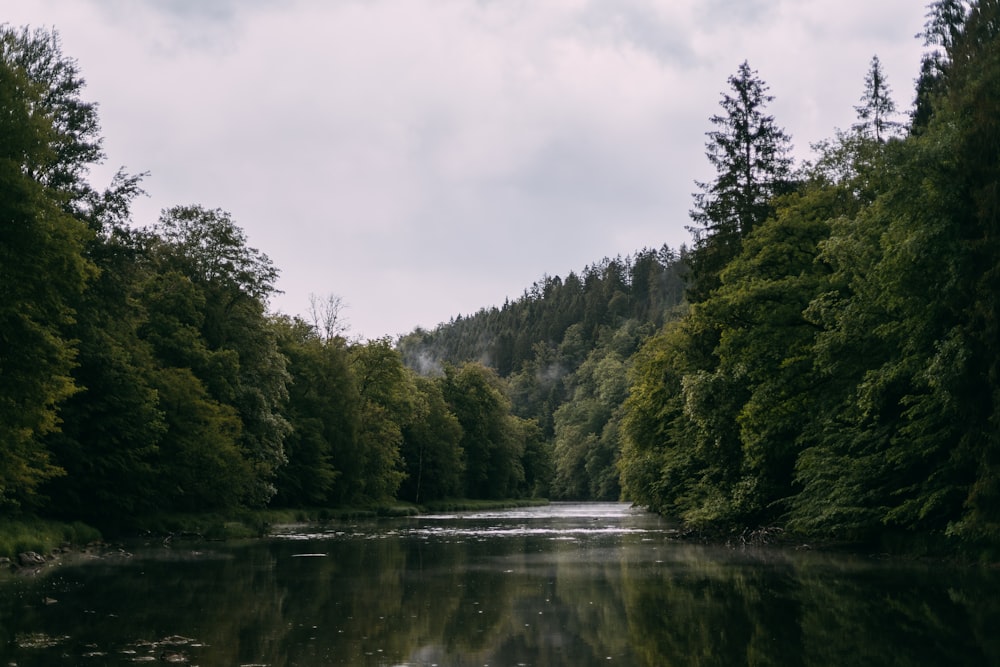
[2,0,999,554]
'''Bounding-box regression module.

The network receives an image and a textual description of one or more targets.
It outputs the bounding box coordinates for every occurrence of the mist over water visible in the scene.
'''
[2,503,998,666]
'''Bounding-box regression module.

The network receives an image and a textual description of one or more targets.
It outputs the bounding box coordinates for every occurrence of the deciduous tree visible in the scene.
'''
[150,205,290,505]
[0,41,93,509]
[399,377,464,503]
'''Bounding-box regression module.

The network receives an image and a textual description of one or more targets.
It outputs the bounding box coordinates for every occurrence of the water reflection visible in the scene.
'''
[1,502,998,666]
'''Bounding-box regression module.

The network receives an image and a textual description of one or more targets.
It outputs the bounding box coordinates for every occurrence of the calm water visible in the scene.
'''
[1,502,998,666]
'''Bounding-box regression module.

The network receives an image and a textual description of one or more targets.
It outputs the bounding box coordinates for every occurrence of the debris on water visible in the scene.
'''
[15,632,70,648]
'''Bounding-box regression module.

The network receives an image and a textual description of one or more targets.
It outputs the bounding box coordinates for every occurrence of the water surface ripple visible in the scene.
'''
[2,502,997,666]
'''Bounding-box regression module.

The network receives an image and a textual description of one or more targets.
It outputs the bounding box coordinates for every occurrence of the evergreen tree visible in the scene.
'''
[787,0,1000,548]
[912,0,970,132]
[927,0,1000,544]
[687,61,793,302]
[853,55,902,142]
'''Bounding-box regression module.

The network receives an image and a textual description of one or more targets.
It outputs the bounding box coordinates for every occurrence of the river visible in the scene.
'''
[1,502,997,666]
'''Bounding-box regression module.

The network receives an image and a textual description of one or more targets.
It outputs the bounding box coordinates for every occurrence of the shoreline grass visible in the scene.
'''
[0,517,102,561]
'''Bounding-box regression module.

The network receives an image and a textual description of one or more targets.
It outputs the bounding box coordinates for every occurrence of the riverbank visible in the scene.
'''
[0,498,551,568]
[0,517,102,570]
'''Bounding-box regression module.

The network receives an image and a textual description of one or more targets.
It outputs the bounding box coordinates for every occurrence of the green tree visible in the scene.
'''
[441,363,524,499]
[619,63,795,525]
[272,316,358,507]
[621,128,878,528]
[789,0,1000,547]
[0,27,102,210]
[912,0,969,133]
[151,205,290,505]
[0,44,94,509]
[153,205,279,305]
[687,61,794,302]
[1,25,156,520]
[0,26,144,227]
[399,377,464,503]
[853,55,902,143]
[152,367,251,512]
[697,186,837,523]
[619,315,706,518]
[909,0,1000,545]
[516,415,551,498]
[41,227,166,523]
[348,338,413,502]
[551,324,638,500]
[136,268,256,511]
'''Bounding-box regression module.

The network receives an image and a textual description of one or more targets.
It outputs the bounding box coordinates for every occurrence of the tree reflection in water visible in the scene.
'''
[1,503,997,666]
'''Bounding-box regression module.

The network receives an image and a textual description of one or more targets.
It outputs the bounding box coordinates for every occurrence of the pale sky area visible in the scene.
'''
[6,0,929,339]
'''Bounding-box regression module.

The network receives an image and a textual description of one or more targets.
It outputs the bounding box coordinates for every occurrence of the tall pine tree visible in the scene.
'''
[687,61,793,302]
[853,55,902,143]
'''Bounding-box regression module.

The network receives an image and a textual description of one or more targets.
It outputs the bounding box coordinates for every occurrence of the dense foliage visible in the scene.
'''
[0,25,551,529]
[3,1,1000,556]
[398,249,689,500]
[620,0,1000,553]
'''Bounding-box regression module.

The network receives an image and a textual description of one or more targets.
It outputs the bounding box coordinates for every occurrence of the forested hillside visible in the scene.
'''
[403,0,1000,554]
[398,249,688,499]
[619,0,1000,552]
[3,0,1000,556]
[399,249,687,378]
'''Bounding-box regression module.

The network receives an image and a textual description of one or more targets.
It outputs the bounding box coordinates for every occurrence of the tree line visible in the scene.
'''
[0,26,546,530]
[397,248,689,500]
[403,0,1000,554]
[619,0,1000,551]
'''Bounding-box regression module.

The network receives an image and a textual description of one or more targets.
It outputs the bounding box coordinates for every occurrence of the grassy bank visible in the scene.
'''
[0,517,102,560]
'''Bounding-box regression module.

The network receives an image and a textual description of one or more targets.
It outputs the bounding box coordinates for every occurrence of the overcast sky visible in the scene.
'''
[7,0,929,339]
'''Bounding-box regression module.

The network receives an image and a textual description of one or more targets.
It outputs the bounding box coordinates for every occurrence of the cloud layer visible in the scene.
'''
[8,0,927,337]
